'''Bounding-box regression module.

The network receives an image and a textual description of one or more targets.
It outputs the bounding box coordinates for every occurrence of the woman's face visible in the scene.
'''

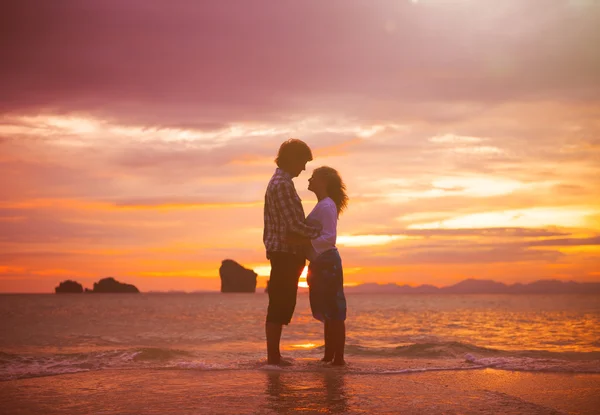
[308,172,327,194]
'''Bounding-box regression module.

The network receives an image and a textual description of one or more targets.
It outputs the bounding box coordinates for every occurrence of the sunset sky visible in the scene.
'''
[1,1,599,292]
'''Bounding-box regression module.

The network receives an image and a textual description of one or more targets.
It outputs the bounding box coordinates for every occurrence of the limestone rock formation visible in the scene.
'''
[55,280,84,293]
[92,277,139,293]
[219,260,257,293]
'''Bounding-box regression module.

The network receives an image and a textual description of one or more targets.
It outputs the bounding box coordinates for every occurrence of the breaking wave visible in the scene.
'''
[2,341,599,381]
[345,341,600,360]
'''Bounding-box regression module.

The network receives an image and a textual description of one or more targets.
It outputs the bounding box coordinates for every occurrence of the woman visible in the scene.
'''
[303,166,349,366]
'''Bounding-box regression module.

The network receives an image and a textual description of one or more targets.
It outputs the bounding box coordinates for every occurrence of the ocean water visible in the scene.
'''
[1,293,599,382]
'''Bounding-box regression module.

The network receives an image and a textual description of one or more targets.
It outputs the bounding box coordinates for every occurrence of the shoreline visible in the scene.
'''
[2,368,599,414]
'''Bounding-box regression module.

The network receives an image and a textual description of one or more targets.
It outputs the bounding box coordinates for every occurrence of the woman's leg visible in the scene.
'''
[330,320,345,366]
[322,320,334,362]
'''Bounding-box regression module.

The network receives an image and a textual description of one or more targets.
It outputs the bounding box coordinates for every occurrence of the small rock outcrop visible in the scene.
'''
[219,260,257,293]
[92,277,139,293]
[55,280,84,293]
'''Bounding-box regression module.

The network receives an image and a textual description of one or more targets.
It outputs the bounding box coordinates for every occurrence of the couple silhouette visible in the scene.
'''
[263,139,348,366]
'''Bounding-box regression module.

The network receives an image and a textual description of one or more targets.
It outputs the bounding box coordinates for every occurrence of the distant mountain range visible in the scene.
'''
[343,279,600,294]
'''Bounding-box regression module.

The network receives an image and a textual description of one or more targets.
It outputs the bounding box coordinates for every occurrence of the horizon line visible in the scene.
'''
[4,278,600,294]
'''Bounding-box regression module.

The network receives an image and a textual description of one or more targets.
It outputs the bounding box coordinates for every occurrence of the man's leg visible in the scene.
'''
[265,253,304,365]
[266,255,285,365]
[265,321,285,365]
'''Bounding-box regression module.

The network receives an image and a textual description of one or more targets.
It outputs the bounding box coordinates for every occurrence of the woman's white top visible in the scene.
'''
[306,197,337,261]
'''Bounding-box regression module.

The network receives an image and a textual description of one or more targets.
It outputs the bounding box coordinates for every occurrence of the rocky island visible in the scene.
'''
[54,277,139,293]
[55,280,84,293]
[89,277,139,293]
[219,259,257,293]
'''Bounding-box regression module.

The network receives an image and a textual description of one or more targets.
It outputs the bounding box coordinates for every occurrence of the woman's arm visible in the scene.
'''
[275,181,321,238]
[310,202,337,252]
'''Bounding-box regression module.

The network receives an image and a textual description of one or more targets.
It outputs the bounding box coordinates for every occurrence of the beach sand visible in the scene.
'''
[1,367,599,415]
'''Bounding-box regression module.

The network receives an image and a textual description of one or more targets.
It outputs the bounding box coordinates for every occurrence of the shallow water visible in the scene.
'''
[3,369,599,415]
[1,293,599,381]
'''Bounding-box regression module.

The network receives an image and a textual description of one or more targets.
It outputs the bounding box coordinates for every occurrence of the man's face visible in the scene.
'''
[289,159,308,178]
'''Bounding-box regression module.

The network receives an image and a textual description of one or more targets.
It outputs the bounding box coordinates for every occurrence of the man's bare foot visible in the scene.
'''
[272,358,293,367]
[331,359,346,366]
[267,355,294,366]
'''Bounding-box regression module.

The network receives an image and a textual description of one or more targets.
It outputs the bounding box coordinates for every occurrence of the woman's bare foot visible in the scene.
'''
[329,320,345,367]
[321,351,334,363]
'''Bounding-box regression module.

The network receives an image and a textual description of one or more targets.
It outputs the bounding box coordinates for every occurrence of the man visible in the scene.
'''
[263,138,321,366]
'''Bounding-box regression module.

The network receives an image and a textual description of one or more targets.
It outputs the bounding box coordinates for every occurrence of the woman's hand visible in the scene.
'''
[285,232,311,246]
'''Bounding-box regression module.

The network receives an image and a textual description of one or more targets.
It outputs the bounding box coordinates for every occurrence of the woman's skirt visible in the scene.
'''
[307,248,347,322]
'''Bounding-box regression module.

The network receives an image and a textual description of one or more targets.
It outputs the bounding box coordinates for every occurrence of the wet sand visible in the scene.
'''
[1,368,599,414]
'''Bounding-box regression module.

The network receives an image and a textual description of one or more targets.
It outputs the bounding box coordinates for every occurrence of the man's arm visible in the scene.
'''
[274,181,321,239]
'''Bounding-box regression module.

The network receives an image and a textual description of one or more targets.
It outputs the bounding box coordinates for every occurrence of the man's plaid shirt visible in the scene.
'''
[263,168,321,258]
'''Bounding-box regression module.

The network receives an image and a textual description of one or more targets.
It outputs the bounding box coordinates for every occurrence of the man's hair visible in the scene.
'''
[275,139,313,169]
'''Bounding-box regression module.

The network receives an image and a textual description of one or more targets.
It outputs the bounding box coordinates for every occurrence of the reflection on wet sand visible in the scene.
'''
[265,371,349,414]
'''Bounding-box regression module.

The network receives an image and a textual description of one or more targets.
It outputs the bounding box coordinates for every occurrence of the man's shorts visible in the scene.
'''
[266,252,306,325]
[307,248,347,322]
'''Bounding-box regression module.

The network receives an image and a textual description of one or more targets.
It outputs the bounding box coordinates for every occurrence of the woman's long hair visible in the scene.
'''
[314,166,348,217]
